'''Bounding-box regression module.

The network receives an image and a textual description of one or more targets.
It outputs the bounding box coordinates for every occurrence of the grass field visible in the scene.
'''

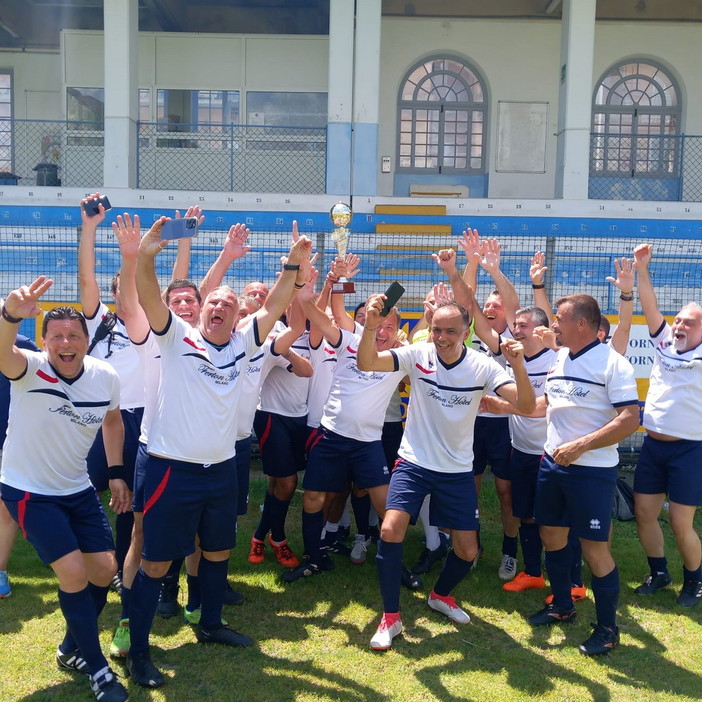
[1,470,701,702]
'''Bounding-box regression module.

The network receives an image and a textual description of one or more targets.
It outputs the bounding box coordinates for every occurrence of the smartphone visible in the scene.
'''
[161,217,200,240]
[83,195,112,216]
[380,281,405,316]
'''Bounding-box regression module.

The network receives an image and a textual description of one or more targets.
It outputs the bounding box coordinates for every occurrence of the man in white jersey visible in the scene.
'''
[0,279,128,702]
[357,250,535,651]
[630,243,702,607]
[526,293,639,656]
[126,218,311,688]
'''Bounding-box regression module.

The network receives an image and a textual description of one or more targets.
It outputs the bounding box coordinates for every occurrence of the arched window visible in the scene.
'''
[591,60,681,177]
[397,56,487,173]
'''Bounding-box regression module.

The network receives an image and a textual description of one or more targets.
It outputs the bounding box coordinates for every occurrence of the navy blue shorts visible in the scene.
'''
[386,459,479,531]
[1,484,114,565]
[510,448,542,520]
[141,454,238,562]
[381,421,404,469]
[87,406,144,492]
[303,429,391,493]
[634,435,702,506]
[235,436,252,515]
[534,454,615,542]
[472,416,512,479]
[254,410,307,478]
[132,441,148,513]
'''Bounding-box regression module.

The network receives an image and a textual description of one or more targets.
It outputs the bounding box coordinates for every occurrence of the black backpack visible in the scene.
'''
[613,477,635,521]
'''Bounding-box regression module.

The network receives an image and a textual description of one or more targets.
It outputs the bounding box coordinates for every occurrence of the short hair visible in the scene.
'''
[42,306,89,338]
[555,294,601,331]
[111,272,120,296]
[208,285,237,301]
[435,300,471,329]
[679,302,702,318]
[516,305,549,329]
[599,315,611,337]
[165,279,201,305]
[353,301,366,318]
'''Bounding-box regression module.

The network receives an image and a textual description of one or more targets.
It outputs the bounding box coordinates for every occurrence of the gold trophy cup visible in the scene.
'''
[329,202,355,294]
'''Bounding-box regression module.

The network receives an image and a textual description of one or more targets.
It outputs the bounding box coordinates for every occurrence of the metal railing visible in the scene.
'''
[589,132,702,202]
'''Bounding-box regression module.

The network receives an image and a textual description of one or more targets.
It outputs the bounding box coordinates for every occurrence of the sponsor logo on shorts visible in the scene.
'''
[589,518,601,530]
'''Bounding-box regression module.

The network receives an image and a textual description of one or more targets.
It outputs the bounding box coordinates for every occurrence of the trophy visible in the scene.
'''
[329,202,355,294]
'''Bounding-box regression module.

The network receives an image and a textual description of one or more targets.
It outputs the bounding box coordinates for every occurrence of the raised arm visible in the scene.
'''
[297,274,342,348]
[329,254,361,333]
[530,251,553,318]
[357,293,398,372]
[199,222,251,300]
[136,217,172,334]
[271,300,314,378]
[78,192,108,318]
[633,244,664,335]
[170,206,204,284]
[492,339,535,413]
[457,228,481,293]
[480,238,519,327]
[607,256,635,356]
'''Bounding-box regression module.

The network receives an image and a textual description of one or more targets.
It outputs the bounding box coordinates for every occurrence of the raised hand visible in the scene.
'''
[457,228,481,264]
[480,238,502,273]
[633,243,652,270]
[112,213,141,260]
[432,248,458,272]
[530,251,548,286]
[606,257,634,292]
[222,222,252,261]
[3,276,54,320]
[139,217,168,258]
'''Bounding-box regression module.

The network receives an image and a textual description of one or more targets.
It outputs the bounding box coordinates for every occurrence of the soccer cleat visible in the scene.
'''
[268,537,300,568]
[370,614,403,651]
[195,624,253,647]
[224,582,244,606]
[412,541,448,575]
[109,572,123,596]
[323,538,352,556]
[337,525,351,541]
[183,606,228,626]
[281,557,321,583]
[126,649,165,688]
[89,667,128,702]
[401,566,422,591]
[427,591,471,624]
[56,647,90,674]
[350,536,372,565]
[545,584,588,604]
[318,553,335,571]
[528,604,577,626]
[635,571,673,595]
[0,570,11,598]
[156,576,179,618]
[109,619,130,658]
[578,623,620,655]
[248,537,266,564]
[503,571,546,592]
[676,579,702,607]
[498,554,518,581]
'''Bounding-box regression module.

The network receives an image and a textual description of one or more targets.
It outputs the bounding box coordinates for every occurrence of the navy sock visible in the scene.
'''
[519,523,542,577]
[376,539,403,613]
[60,582,109,653]
[544,546,574,611]
[115,511,134,574]
[683,566,702,582]
[647,556,668,575]
[568,531,583,587]
[351,493,371,537]
[254,491,275,541]
[591,566,619,629]
[269,494,292,543]
[120,586,131,621]
[302,510,324,564]
[186,574,201,611]
[502,533,518,559]
[128,567,162,655]
[434,550,473,597]
[198,557,228,630]
[57,587,107,675]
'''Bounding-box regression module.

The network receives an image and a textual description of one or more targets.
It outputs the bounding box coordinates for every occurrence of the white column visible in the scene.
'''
[326,0,355,196]
[351,0,381,197]
[103,0,138,188]
[554,0,596,199]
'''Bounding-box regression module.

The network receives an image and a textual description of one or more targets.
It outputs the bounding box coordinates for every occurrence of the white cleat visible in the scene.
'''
[428,592,471,624]
[370,614,403,651]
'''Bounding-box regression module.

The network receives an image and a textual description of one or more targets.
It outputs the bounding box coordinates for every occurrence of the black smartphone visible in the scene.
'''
[380,281,405,316]
[83,195,112,216]
[161,217,200,240]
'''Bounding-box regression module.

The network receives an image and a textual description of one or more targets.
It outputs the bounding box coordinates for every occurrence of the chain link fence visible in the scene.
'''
[137,122,326,193]
[589,132,702,202]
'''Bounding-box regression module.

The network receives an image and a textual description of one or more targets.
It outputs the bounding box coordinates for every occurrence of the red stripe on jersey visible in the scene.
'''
[415,363,435,374]
[36,369,59,383]
[183,337,206,352]
[143,466,171,516]
[346,346,357,354]
[324,347,336,355]
[258,416,273,452]
[17,491,30,538]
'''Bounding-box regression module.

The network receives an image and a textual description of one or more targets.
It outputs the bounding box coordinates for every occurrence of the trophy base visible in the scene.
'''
[332,280,355,294]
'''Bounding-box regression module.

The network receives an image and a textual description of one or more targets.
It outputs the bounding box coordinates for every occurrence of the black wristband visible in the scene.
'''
[293,282,304,289]
[1,306,22,324]
[283,264,300,271]
[531,284,545,290]
[620,293,634,302]
[107,465,127,481]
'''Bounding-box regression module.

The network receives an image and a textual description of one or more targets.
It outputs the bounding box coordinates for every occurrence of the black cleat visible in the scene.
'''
[676,579,702,607]
[579,623,620,655]
[156,576,180,619]
[401,566,423,591]
[528,604,577,626]
[126,649,165,688]
[282,557,322,583]
[224,582,244,606]
[412,542,448,575]
[634,571,672,595]
[195,624,253,647]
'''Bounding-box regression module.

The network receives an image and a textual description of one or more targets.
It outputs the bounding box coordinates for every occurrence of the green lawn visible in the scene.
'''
[1,472,701,702]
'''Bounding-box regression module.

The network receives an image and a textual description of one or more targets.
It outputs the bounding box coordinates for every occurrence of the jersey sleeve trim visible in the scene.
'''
[389,349,400,372]
[612,399,639,408]
[650,319,667,339]
[152,310,173,337]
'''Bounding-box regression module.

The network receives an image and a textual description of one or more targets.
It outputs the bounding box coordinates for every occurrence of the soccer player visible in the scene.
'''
[526,294,639,655]
[631,243,702,607]
[358,249,535,651]
[0,278,129,702]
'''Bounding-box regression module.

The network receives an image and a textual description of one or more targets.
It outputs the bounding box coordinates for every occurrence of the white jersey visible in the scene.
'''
[1,352,120,495]
[391,344,513,473]
[133,331,160,445]
[307,339,338,428]
[147,312,261,464]
[85,302,145,410]
[321,330,404,442]
[258,331,310,418]
[643,322,702,440]
[509,347,555,455]
[544,340,638,467]
[477,326,513,419]
[384,387,404,423]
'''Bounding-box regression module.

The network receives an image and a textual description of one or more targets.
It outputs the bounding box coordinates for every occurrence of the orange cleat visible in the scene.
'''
[268,536,299,568]
[503,571,546,592]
